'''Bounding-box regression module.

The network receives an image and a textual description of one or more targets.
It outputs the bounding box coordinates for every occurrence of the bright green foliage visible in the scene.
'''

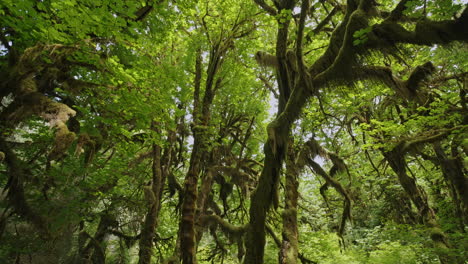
[0,0,467,264]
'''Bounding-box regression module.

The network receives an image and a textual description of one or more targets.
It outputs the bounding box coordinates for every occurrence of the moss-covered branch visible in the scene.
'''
[307,158,352,235]
[201,214,248,235]
[371,7,468,47]
[301,138,352,237]
[354,62,434,102]
[382,145,462,264]
[311,7,340,36]
[401,128,459,153]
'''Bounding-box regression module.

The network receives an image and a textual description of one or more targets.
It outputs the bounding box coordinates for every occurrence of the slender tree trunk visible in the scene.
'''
[280,141,299,264]
[179,42,222,264]
[180,136,205,264]
[138,142,164,264]
[178,48,203,264]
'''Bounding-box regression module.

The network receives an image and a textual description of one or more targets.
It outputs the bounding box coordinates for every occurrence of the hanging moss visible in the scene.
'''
[48,122,76,162]
[405,62,435,94]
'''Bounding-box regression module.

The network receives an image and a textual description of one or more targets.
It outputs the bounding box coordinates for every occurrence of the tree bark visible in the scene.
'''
[179,48,204,264]
[138,142,165,264]
[280,141,299,264]
[383,147,463,264]
[432,142,468,222]
[245,1,310,262]
[179,41,225,264]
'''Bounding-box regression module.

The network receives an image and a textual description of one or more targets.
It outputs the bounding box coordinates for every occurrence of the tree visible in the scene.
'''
[0,0,467,264]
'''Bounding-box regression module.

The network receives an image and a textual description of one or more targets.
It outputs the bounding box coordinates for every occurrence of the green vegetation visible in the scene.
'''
[0,0,467,263]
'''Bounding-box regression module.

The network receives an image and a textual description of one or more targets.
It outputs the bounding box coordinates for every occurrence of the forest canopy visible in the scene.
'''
[0,0,467,263]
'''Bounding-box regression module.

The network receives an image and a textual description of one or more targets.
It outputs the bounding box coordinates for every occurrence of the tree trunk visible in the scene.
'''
[178,47,204,264]
[244,141,282,264]
[180,136,204,264]
[195,166,216,244]
[138,143,165,264]
[432,142,468,222]
[179,42,223,264]
[383,148,462,264]
[280,141,299,264]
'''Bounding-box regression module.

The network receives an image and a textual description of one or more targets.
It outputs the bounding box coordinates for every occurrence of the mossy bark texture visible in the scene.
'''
[280,142,300,264]
[138,143,165,264]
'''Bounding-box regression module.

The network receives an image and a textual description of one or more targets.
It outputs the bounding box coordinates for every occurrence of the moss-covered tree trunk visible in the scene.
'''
[179,48,204,264]
[180,137,204,264]
[244,141,283,264]
[383,148,462,264]
[244,1,309,263]
[194,164,215,244]
[138,141,165,264]
[180,41,226,264]
[280,141,299,264]
[244,18,292,264]
[432,142,468,222]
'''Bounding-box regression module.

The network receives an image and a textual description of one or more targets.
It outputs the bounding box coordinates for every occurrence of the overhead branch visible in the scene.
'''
[431,72,468,84]
[134,0,166,22]
[371,7,468,47]
[109,230,141,247]
[253,0,277,16]
[259,76,279,99]
[355,62,435,102]
[312,7,340,35]
[401,129,457,153]
[265,224,282,247]
[307,157,352,236]
[135,5,154,21]
[200,214,248,236]
[302,138,352,236]
[307,0,360,79]
[310,4,467,91]
[312,2,376,86]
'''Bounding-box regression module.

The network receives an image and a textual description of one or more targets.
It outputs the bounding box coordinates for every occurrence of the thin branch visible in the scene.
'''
[265,224,281,247]
[253,0,278,16]
[402,128,457,153]
[312,7,340,35]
